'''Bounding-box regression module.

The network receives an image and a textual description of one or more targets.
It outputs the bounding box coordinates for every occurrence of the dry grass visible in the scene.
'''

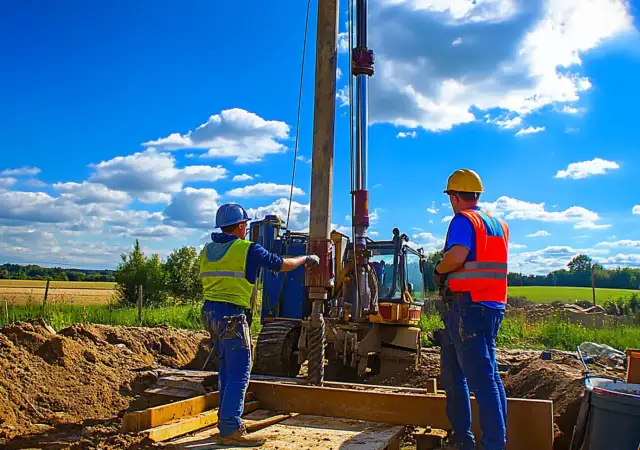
[0,280,117,306]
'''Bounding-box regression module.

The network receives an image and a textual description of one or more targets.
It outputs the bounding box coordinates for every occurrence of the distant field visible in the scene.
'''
[0,280,117,306]
[508,286,639,304]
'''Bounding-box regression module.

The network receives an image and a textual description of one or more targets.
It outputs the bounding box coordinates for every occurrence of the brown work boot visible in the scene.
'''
[217,424,267,447]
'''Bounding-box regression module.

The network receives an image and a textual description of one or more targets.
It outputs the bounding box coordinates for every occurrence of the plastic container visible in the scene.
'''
[581,377,640,450]
[626,349,640,384]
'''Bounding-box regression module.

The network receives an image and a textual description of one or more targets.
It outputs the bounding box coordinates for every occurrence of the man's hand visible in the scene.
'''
[305,255,320,268]
[433,267,445,288]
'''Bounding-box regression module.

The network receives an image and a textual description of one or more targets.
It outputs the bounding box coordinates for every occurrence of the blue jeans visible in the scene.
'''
[201,300,252,437]
[440,298,507,450]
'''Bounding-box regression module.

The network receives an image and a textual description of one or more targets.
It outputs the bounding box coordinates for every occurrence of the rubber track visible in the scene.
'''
[252,321,301,377]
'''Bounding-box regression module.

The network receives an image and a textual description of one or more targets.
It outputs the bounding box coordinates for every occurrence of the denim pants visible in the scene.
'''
[440,297,507,450]
[201,300,252,437]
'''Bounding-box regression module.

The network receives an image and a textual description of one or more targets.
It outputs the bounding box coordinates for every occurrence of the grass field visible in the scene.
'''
[508,286,639,304]
[0,280,117,306]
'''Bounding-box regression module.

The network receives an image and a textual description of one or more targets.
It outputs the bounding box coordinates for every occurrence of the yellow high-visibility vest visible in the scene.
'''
[199,239,253,309]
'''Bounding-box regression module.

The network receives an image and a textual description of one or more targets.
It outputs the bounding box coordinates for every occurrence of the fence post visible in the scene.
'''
[591,264,596,307]
[43,279,50,307]
[4,300,8,324]
[137,285,143,322]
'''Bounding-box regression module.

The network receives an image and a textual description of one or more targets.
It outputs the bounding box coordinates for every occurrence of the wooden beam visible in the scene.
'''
[248,381,553,450]
[244,412,297,432]
[143,401,261,443]
[121,392,256,433]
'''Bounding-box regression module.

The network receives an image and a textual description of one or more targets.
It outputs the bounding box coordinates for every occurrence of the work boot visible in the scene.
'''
[217,424,267,447]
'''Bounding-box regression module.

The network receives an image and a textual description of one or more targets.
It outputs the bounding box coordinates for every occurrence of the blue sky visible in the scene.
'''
[1,0,640,274]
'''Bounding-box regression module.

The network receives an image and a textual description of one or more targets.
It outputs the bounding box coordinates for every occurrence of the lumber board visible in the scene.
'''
[143,401,261,443]
[248,380,554,450]
[167,411,405,450]
[144,386,197,399]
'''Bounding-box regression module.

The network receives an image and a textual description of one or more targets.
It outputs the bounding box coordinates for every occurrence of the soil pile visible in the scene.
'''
[504,355,585,450]
[0,320,210,448]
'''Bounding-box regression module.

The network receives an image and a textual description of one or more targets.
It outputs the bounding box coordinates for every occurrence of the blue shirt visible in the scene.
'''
[444,206,505,310]
[210,232,284,284]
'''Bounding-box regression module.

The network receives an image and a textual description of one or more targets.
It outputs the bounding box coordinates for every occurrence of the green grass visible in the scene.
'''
[418,313,640,352]
[508,286,640,304]
[0,280,116,289]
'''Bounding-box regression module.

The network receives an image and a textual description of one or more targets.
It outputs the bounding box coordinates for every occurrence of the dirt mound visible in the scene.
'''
[0,320,210,447]
[504,355,585,450]
[505,296,536,309]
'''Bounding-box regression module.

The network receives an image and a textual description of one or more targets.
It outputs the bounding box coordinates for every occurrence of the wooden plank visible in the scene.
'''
[168,412,405,450]
[121,392,256,433]
[244,413,297,432]
[248,380,554,450]
[144,386,198,399]
[143,401,261,443]
[156,378,206,394]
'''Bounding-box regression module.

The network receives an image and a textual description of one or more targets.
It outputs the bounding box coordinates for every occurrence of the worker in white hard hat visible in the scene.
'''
[433,169,509,450]
[200,203,319,447]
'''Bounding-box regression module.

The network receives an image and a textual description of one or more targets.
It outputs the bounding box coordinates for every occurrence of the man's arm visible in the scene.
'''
[280,255,319,272]
[248,242,319,274]
[434,215,473,284]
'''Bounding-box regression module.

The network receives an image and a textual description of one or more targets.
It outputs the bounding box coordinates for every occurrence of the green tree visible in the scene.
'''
[164,246,203,304]
[115,240,150,306]
[568,254,593,273]
[0,267,8,279]
[145,253,168,305]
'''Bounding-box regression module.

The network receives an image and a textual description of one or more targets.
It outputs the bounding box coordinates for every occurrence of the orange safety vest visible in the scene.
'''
[446,209,509,304]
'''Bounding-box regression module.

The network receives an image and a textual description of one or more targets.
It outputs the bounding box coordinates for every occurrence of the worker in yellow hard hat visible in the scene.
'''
[434,169,509,450]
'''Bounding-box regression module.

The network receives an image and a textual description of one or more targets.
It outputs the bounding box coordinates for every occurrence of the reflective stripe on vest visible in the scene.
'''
[199,239,253,309]
[446,209,509,304]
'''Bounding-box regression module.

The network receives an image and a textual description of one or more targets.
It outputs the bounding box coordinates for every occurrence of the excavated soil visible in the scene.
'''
[1,320,592,450]
[0,320,210,449]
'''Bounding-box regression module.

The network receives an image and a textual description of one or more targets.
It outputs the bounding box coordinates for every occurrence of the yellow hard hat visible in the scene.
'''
[444,169,484,194]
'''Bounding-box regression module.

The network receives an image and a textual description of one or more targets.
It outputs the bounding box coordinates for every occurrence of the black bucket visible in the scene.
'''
[578,378,640,450]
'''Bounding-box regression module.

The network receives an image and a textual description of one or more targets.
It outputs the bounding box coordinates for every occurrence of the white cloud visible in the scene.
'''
[574,221,611,230]
[510,243,527,249]
[113,224,184,240]
[565,127,580,133]
[441,215,453,223]
[555,158,620,179]
[526,230,550,238]
[479,196,606,229]
[561,105,586,114]
[427,201,439,214]
[91,149,227,202]
[23,179,47,188]
[248,198,310,232]
[0,167,41,176]
[596,240,640,249]
[0,177,17,190]
[515,126,546,136]
[370,231,380,237]
[337,67,343,79]
[296,155,312,164]
[634,205,640,215]
[225,183,304,198]
[53,181,132,205]
[487,116,523,129]
[163,187,220,229]
[365,0,634,132]
[232,174,254,182]
[452,37,463,46]
[373,184,383,189]
[397,131,417,138]
[595,253,640,267]
[510,245,610,274]
[412,232,445,247]
[337,86,349,107]
[0,191,86,224]
[142,108,290,163]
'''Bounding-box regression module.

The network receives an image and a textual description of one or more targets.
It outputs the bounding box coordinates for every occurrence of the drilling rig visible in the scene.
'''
[250,0,429,385]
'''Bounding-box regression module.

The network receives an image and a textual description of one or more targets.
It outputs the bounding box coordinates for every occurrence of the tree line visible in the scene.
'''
[508,254,640,290]
[0,263,115,282]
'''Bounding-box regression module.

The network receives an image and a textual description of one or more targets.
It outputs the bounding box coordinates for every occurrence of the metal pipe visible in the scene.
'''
[355,76,367,191]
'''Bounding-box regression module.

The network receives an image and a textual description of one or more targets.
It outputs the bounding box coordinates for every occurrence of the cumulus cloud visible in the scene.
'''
[142,108,290,163]
[90,149,227,203]
[53,181,132,205]
[480,196,606,229]
[0,166,41,176]
[163,188,220,229]
[487,116,522,129]
[0,177,17,190]
[634,205,640,215]
[561,105,586,114]
[595,253,640,267]
[232,174,253,182]
[441,215,453,223]
[225,183,304,198]
[510,243,527,249]
[397,131,417,138]
[526,230,550,237]
[574,221,611,230]
[247,198,311,232]
[427,201,439,214]
[113,224,185,240]
[510,245,609,274]
[0,191,86,224]
[555,158,620,179]
[515,126,545,136]
[412,232,445,248]
[596,240,640,249]
[362,0,633,131]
